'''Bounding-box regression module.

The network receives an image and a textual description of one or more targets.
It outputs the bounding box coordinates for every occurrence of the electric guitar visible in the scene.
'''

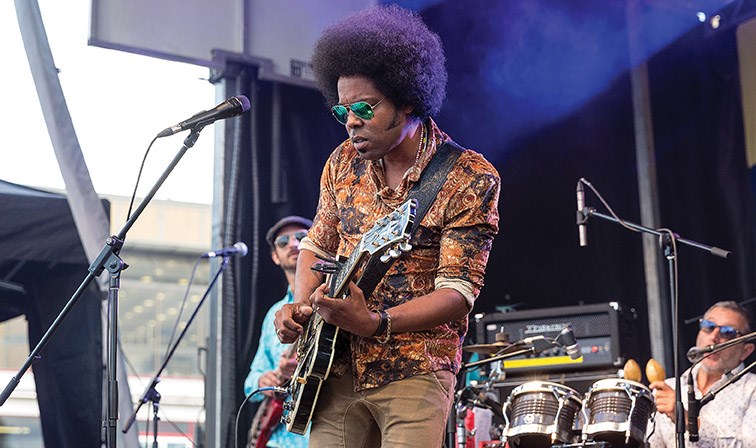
[247,345,296,447]
[282,199,417,435]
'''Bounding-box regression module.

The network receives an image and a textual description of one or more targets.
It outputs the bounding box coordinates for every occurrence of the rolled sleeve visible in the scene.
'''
[435,277,476,308]
[436,155,500,296]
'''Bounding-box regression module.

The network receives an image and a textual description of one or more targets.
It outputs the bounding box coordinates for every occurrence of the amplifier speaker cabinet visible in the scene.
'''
[473,302,638,379]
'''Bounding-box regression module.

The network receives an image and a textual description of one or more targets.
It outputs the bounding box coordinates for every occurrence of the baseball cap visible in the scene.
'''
[265,215,313,248]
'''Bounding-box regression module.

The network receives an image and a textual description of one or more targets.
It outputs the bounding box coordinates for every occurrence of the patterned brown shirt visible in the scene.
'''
[305,118,500,391]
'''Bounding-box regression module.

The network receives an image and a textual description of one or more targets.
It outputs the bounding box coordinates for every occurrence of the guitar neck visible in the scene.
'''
[329,250,368,298]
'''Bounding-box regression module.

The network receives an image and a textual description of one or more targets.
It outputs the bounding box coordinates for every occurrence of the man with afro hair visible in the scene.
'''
[275,5,500,447]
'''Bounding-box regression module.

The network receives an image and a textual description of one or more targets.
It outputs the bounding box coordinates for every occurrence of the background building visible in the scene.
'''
[0,193,212,448]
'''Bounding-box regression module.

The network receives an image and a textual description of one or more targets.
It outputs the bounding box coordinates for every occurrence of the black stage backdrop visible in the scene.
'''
[229,0,756,442]
[423,0,756,367]
[227,74,343,447]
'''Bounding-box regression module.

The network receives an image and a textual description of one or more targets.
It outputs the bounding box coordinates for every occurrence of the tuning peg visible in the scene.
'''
[389,248,401,258]
[399,242,412,252]
[380,253,391,263]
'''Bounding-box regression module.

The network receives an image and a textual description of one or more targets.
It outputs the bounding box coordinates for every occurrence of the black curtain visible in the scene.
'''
[225,72,343,447]
[648,21,756,352]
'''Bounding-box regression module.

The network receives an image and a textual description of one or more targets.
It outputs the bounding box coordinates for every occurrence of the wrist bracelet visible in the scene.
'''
[375,310,392,344]
[372,310,389,337]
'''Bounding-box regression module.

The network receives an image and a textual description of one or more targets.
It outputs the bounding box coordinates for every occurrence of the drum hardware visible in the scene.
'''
[462,330,577,373]
[459,329,589,448]
[462,341,514,355]
[463,329,512,355]
[552,442,611,448]
[455,360,506,446]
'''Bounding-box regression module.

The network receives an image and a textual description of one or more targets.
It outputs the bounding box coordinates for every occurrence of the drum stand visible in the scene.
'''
[453,347,548,448]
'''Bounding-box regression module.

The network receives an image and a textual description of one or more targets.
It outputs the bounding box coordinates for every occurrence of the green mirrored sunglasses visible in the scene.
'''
[331,99,383,125]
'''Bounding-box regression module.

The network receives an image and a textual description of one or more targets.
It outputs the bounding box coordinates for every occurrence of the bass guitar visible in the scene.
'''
[282,199,417,435]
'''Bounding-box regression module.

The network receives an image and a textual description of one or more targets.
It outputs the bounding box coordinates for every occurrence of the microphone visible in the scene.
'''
[157,95,251,137]
[202,242,249,258]
[687,372,700,441]
[686,345,713,363]
[576,180,588,247]
[520,335,555,353]
[555,326,581,360]
[686,329,756,363]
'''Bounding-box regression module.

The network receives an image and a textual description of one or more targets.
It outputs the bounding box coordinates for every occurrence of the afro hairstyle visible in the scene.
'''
[311,4,447,120]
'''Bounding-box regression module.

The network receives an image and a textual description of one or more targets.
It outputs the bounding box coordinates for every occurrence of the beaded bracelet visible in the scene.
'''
[375,310,392,344]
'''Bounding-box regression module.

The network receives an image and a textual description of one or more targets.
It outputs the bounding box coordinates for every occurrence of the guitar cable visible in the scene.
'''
[234,385,290,448]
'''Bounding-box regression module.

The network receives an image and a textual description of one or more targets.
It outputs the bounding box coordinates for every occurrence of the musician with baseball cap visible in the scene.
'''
[243,216,312,448]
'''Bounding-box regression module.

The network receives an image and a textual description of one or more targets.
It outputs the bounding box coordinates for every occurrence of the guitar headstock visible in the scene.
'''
[329,199,417,298]
[358,199,417,262]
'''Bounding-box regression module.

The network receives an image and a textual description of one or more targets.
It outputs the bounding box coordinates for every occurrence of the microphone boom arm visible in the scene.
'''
[700,359,756,407]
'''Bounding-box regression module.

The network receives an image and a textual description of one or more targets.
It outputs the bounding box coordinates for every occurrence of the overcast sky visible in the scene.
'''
[0,0,217,204]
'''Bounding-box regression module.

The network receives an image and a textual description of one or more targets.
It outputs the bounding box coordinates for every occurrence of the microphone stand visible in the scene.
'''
[700,359,756,406]
[0,127,206,448]
[461,346,551,373]
[689,330,756,360]
[122,256,231,444]
[578,183,731,448]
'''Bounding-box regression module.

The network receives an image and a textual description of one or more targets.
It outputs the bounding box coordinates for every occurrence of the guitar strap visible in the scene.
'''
[356,139,464,299]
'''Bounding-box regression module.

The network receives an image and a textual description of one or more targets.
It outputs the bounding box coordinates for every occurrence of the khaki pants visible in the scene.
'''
[309,369,456,448]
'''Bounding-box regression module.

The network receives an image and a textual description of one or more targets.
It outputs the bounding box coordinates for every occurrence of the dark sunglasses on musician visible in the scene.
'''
[331,99,383,125]
[274,230,308,248]
[699,318,741,340]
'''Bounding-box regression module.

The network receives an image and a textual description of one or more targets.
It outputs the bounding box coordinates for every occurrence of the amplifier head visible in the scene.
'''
[473,302,638,377]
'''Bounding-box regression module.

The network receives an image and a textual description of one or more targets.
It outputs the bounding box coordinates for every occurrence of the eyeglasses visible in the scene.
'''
[274,230,308,248]
[699,319,741,340]
[331,99,383,125]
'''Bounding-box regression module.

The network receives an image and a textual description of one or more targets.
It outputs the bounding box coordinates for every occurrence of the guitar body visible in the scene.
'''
[248,396,285,447]
[248,344,298,446]
[282,199,417,435]
[285,318,340,435]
